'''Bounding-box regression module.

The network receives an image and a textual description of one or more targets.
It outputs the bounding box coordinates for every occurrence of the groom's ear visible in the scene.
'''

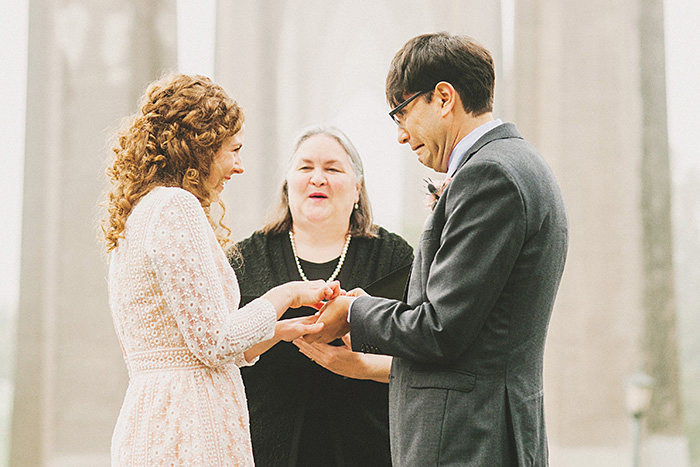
[434,81,457,118]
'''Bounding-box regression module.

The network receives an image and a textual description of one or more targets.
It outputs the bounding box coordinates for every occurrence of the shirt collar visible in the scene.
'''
[446,119,503,178]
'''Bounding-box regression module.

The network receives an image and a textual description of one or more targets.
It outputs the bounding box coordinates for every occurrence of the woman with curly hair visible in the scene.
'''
[101,74,339,467]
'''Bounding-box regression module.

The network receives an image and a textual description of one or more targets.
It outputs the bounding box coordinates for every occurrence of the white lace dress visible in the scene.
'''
[108,186,276,466]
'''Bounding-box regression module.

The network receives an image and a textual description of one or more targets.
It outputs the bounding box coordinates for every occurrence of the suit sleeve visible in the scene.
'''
[350,160,526,363]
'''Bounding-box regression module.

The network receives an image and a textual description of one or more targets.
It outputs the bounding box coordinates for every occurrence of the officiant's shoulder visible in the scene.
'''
[356,226,414,262]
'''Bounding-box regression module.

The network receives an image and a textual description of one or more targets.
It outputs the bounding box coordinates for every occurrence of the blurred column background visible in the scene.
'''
[514,0,688,464]
[1,1,698,466]
[5,1,176,466]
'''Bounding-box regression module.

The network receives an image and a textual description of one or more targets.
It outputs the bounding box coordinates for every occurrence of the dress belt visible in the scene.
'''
[127,347,209,375]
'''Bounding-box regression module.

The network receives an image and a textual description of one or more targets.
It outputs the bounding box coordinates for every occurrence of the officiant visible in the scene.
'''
[230,125,413,467]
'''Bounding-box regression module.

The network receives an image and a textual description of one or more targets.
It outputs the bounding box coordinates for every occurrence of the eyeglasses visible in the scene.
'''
[388,91,427,127]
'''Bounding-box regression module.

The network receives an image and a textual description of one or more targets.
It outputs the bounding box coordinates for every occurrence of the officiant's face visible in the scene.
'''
[287,134,361,229]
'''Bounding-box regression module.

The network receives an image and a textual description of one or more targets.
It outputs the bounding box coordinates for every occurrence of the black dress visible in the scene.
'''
[233,228,413,467]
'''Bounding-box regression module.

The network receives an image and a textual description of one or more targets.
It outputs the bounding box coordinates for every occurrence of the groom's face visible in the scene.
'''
[394,92,451,173]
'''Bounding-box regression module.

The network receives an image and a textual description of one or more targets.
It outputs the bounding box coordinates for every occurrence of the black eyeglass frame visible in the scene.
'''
[388,91,428,125]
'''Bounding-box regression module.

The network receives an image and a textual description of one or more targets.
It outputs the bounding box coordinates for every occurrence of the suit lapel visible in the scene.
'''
[405,124,524,306]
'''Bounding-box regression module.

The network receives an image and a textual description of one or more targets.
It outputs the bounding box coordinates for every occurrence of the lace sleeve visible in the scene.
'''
[146,189,275,367]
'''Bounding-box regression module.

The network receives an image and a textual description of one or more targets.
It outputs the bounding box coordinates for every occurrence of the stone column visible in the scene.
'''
[639,0,687,462]
[513,0,687,464]
[214,0,287,241]
[10,1,176,466]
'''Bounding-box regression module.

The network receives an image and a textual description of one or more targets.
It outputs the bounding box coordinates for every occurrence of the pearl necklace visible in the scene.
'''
[289,230,351,282]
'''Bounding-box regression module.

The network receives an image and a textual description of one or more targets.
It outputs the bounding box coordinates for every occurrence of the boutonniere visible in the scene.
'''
[424,177,452,210]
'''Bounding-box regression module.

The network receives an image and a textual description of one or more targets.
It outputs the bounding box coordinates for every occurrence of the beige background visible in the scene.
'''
[1,1,699,466]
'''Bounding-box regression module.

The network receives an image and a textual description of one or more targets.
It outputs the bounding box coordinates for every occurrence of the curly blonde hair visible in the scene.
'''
[101,74,244,252]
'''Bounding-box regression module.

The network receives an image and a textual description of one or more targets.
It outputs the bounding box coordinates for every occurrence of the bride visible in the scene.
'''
[100,73,339,466]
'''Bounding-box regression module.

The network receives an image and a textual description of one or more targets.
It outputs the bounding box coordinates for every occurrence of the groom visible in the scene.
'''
[305,33,568,465]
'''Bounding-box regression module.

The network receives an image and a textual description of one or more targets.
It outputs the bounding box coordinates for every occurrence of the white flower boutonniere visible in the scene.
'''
[425,177,452,210]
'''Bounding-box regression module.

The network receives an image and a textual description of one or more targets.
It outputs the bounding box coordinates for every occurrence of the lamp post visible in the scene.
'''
[625,371,654,467]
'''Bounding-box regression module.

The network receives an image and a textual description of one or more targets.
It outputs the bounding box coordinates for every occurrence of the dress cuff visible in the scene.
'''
[236,297,276,368]
[249,297,277,341]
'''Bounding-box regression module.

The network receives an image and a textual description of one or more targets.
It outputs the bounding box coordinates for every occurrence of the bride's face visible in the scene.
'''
[286,134,361,229]
[208,127,245,194]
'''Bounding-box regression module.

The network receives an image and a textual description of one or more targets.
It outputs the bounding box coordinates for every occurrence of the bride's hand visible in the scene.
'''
[274,315,324,342]
[287,280,342,309]
[262,280,343,319]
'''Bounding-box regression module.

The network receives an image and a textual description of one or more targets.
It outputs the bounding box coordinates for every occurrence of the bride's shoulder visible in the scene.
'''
[144,186,200,209]
[149,186,195,201]
[130,187,204,228]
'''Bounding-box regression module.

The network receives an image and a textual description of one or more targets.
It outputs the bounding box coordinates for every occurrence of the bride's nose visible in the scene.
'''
[232,155,244,174]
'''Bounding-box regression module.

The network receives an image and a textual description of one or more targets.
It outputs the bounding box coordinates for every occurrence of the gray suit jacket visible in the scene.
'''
[350,123,568,466]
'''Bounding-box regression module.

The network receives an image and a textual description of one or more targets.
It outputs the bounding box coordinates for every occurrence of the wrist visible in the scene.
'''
[283,282,296,309]
[272,321,285,342]
[262,284,294,319]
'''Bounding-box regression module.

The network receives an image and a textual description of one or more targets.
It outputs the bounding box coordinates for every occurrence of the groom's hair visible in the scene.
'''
[386,32,495,117]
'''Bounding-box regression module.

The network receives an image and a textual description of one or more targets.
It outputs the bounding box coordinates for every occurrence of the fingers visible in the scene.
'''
[314,301,330,316]
[302,320,341,344]
[293,338,363,379]
[292,280,346,309]
[293,338,338,364]
[307,280,343,308]
[292,337,311,353]
[293,315,320,325]
[303,304,345,343]
[293,338,322,362]
[341,333,352,348]
[304,322,324,334]
[309,301,326,311]
[275,316,324,341]
[301,331,324,344]
[346,287,368,298]
[325,280,342,299]
[287,280,352,311]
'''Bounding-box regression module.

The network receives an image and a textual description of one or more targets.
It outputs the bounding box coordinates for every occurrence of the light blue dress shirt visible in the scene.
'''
[446,119,503,178]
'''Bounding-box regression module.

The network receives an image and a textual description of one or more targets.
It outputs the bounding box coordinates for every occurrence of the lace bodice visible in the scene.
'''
[108,186,276,466]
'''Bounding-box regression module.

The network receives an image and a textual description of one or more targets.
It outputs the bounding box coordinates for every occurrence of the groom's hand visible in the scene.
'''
[303,295,355,344]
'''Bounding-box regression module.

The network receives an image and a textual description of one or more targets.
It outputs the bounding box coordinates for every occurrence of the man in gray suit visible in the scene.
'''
[304,32,568,466]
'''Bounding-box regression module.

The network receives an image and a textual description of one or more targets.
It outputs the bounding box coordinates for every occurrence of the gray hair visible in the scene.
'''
[260,125,376,237]
[287,125,365,184]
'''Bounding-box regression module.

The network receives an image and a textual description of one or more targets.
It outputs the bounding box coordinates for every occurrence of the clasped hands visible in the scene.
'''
[287,281,367,344]
[281,285,379,380]
[303,287,367,344]
[275,281,366,344]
